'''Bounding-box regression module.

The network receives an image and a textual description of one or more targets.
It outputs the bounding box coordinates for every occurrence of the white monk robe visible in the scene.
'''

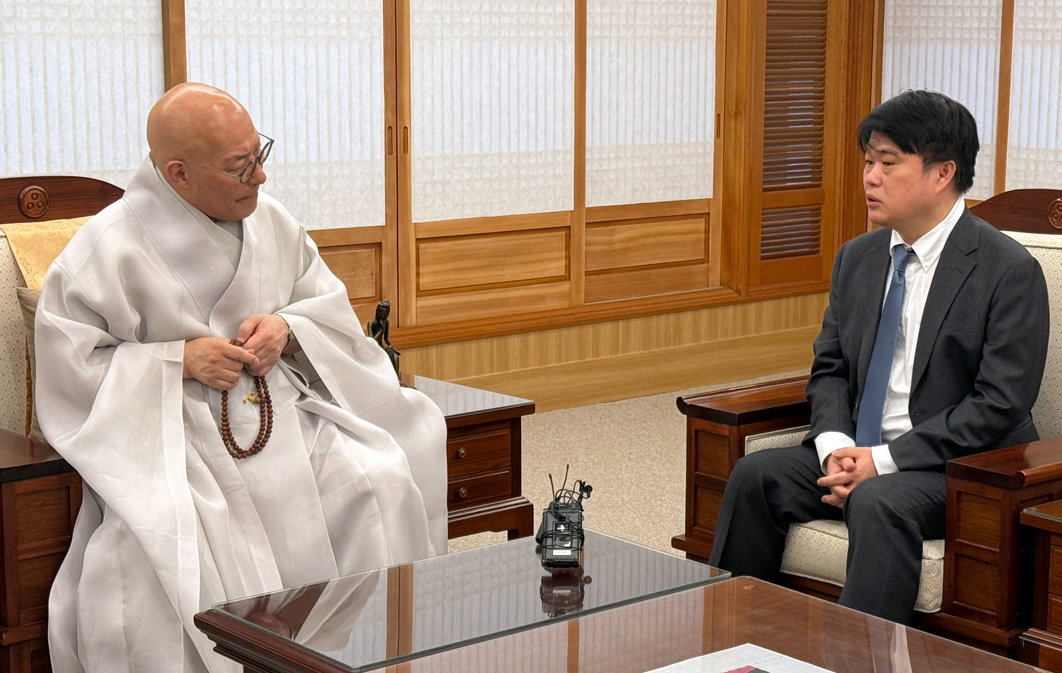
[34,157,448,673]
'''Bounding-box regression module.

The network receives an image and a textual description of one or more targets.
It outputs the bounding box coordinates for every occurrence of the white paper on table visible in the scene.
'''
[644,643,837,673]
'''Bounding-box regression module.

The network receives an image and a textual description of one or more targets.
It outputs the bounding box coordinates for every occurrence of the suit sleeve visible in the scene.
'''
[805,242,858,442]
[889,252,1050,471]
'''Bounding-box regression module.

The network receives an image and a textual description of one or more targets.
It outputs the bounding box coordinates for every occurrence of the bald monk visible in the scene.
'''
[35,83,448,673]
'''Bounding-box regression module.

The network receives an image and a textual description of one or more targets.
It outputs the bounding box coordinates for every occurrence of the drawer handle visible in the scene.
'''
[456,447,467,459]
[457,487,469,499]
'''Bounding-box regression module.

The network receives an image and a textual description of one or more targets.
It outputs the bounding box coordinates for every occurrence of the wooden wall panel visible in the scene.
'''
[415,282,572,325]
[586,218,707,271]
[319,244,381,308]
[585,264,711,304]
[417,229,569,293]
[756,254,828,290]
[584,214,712,303]
[310,227,386,326]
[456,325,816,412]
[408,212,575,324]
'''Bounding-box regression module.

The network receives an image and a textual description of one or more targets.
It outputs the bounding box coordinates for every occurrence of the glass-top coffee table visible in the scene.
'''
[194,530,728,672]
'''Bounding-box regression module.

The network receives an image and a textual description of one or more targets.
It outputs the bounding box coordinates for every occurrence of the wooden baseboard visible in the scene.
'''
[401,294,827,410]
[447,326,817,411]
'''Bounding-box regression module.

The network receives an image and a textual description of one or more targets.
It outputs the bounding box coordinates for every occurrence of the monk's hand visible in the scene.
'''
[237,314,290,377]
[818,446,877,507]
[183,337,259,390]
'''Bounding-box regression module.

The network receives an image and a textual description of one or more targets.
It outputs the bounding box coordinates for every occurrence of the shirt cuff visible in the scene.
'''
[814,431,855,474]
[871,444,898,476]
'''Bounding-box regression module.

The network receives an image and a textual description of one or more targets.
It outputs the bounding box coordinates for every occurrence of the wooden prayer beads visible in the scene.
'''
[219,339,273,459]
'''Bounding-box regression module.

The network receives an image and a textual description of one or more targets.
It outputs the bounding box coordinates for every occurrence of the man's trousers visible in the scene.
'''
[707,445,947,623]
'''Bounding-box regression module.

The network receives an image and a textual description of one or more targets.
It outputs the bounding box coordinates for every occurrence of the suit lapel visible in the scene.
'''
[855,233,893,394]
[911,211,979,389]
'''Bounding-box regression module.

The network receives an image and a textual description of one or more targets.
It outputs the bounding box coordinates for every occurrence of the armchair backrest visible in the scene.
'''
[0,176,123,434]
[970,189,1062,438]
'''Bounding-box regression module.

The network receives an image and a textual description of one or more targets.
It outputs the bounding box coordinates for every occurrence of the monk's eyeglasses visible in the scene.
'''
[187,133,273,184]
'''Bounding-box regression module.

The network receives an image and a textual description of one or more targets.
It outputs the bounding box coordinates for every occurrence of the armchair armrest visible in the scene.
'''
[0,427,73,483]
[932,437,1062,649]
[676,376,810,426]
[947,438,1062,489]
[672,376,810,560]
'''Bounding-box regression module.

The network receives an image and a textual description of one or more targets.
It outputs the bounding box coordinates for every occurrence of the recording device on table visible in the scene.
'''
[535,466,592,570]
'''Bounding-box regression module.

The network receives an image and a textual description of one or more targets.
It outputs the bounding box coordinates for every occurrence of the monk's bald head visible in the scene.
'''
[146,83,266,222]
[147,83,253,166]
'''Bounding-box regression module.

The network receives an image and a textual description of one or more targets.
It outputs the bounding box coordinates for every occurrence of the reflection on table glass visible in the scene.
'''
[213,530,728,670]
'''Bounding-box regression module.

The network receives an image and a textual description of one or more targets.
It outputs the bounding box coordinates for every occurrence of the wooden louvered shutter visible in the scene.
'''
[749,0,846,289]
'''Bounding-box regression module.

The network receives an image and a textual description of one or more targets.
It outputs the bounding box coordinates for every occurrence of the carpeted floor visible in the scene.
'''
[447,370,805,555]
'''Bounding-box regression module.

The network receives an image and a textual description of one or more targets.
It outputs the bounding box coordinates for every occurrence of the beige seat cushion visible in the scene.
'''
[780,519,945,613]
[745,428,944,613]
[745,426,808,454]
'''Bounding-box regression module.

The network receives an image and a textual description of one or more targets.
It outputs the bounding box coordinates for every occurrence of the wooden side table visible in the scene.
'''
[1020,500,1062,671]
[408,376,536,540]
[0,431,80,673]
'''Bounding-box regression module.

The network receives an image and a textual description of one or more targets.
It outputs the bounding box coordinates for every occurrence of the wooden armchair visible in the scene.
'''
[0,175,123,672]
[673,189,1062,657]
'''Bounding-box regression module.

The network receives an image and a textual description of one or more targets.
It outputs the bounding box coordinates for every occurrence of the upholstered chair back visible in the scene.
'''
[1013,231,1062,438]
[0,230,29,434]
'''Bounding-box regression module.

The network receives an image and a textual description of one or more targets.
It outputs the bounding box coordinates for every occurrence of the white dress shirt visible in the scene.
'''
[815,196,966,474]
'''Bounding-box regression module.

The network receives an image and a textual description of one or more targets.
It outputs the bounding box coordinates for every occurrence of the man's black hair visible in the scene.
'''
[857,90,980,194]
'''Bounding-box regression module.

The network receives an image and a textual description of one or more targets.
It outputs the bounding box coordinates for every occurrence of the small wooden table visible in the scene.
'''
[0,434,81,673]
[407,375,536,540]
[1020,499,1062,670]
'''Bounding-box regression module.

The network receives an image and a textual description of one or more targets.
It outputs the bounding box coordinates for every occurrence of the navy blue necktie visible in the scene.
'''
[856,245,916,446]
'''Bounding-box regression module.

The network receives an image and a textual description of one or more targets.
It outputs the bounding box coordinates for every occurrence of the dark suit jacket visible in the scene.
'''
[804,209,1051,472]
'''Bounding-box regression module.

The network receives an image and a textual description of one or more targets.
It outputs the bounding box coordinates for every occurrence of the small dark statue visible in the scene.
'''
[366,300,400,375]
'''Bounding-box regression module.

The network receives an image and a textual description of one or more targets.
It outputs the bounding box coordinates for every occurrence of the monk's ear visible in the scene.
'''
[163,160,191,190]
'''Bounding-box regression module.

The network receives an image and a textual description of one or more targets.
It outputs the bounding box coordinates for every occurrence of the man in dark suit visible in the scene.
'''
[708,90,1050,623]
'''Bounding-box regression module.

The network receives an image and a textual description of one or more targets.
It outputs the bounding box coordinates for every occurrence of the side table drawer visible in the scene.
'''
[1,472,81,629]
[448,471,512,510]
[447,422,512,478]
